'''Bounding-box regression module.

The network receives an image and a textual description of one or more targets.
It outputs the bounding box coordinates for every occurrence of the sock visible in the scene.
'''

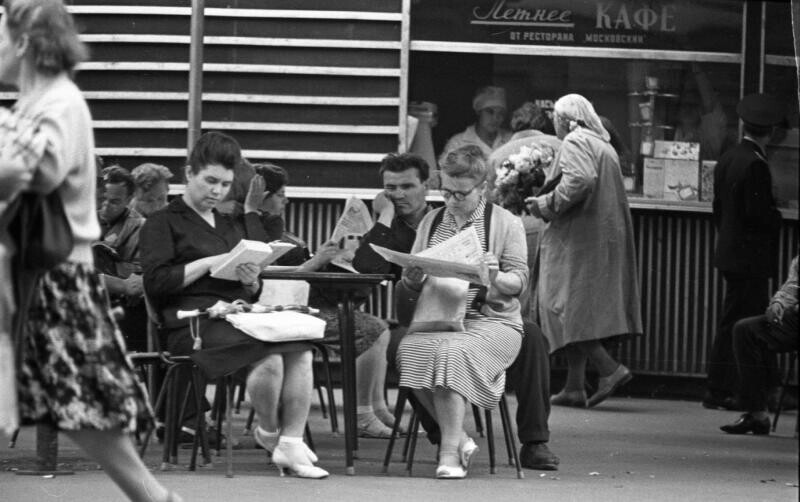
[439,448,460,467]
[356,405,374,414]
[373,406,395,427]
[279,435,304,445]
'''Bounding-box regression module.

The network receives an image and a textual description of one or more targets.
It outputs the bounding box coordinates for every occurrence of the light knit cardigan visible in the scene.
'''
[20,74,99,264]
[402,202,529,326]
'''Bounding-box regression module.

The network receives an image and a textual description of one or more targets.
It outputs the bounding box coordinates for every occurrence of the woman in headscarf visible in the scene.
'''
[526,94,643,408]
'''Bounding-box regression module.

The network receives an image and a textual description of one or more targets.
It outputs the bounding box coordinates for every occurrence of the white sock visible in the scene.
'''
[356,405,374,415]
[279,435,304,445]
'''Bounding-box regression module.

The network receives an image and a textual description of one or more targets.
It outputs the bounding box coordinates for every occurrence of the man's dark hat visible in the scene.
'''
[736,93,786,127]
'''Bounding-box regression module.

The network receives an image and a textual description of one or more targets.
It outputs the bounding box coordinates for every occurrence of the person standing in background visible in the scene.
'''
[439,86,512,164]
[527,94,643,409]
[704,93,785,410]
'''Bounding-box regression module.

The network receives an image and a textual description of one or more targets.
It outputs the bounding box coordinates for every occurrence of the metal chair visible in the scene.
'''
[382,387,524,479]
[772,351,798,437]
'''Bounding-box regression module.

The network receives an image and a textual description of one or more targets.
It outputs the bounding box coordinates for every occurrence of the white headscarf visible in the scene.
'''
[553,94,610,142]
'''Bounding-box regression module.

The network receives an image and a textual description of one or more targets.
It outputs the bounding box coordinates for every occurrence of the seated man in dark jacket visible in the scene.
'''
[353,152,560,470]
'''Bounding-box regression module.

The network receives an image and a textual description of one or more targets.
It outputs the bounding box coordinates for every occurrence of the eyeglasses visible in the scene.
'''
[440,181,483,201]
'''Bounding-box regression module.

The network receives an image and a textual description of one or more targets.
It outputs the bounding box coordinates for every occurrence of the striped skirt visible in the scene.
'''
[397,318,522,409]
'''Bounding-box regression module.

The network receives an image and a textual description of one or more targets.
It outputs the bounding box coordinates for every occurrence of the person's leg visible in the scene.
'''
[277,350,313,437]
[432,388,467,469]
[368,330,395,423]
[65,429,178,502]
[707,275,769,402]
[247,354,284,434]
[412,388,437,420]
[582,340,621,377]
[563,344,587,392]
[508,322,558,469]
[731,316,771,415]
[356,331,392,437]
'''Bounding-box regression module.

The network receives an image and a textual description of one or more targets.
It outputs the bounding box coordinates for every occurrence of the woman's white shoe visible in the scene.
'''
[272,443,329,479]
[435,464,467,479]
[458,436,479,472]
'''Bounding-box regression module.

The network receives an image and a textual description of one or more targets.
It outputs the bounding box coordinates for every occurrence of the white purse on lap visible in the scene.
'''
[225,311,325,342]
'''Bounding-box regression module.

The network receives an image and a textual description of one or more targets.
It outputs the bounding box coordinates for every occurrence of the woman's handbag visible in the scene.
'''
[4,190,74,271]
[225,311,326,342]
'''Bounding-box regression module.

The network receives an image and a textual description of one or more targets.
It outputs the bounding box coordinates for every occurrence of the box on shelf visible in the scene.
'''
[663,159,700,201]
[653,140,700,160]
[700,161,716,202]
[643,158,665,199]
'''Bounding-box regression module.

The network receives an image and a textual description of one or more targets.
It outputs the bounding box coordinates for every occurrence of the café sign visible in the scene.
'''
[411,0,742,53]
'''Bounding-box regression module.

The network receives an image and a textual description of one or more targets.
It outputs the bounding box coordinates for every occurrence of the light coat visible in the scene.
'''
[530,127,642,352]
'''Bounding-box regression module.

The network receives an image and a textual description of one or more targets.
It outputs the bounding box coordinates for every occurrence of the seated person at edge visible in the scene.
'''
[353,152,560,471]
[237,162,396,438]
[140,132,328,479]
[94,165,147,351]
[439,85,512,165]
[396,145,528,479]
[720,256,798,436]
[130,162,173,218]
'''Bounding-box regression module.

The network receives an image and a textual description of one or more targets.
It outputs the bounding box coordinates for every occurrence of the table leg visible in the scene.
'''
[338,297,358,475]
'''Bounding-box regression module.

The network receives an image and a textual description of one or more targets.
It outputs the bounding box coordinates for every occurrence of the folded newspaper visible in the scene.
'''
[328,196,372,272]
[369,226,490,285]
[210,239,296,281]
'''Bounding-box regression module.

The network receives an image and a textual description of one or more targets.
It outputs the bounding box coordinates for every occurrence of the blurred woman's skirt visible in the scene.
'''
[17,262,153,432]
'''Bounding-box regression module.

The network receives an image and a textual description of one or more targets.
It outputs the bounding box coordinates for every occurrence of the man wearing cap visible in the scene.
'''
[704,93,785,410]
[439,86,512,164]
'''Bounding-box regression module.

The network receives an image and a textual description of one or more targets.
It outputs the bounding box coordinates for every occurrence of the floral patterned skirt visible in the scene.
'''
[17,262,153,432]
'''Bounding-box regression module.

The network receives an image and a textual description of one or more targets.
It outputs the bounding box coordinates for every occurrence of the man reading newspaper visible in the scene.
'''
[352,152,560,471]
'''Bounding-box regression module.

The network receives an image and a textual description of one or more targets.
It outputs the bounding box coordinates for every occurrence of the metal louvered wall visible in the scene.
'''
[288,198,798,377]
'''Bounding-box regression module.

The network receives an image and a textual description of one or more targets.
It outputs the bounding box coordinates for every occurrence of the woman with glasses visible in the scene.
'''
[526,94,642,409]
[396,144,528,479]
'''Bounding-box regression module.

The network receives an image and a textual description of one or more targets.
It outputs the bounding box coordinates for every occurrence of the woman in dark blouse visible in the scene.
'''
[140,132,328,479]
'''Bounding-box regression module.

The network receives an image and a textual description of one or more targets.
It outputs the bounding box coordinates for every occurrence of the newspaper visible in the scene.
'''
[369,226,490,285]
[328,196,372,272]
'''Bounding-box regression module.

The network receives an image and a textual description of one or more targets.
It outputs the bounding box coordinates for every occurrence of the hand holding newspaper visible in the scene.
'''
[370,226,491,285]
[210,239,296,281]
[328,196,372,272]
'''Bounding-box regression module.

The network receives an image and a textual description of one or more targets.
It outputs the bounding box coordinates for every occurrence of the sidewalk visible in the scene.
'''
[1,392,797,501]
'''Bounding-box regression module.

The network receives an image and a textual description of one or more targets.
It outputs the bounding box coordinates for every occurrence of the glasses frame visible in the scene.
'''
[439,179,485,201]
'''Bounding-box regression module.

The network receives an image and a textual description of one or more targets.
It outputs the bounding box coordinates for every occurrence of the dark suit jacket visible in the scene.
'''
[712,138,782,278]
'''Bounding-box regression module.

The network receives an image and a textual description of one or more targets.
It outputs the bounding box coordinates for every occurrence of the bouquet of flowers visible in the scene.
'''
[492,144,555,215]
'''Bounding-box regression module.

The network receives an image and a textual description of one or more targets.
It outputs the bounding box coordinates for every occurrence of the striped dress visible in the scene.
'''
[397,199,522,409]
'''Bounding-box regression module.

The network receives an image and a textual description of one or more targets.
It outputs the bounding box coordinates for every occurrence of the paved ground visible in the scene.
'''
[1,391,797,502]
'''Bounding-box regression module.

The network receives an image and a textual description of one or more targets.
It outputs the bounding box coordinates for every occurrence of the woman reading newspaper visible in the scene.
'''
[140,132,328,479]
[395,144,528,479]
[240,163,398,438]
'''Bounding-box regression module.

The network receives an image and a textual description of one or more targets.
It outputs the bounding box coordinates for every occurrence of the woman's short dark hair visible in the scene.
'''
[379,152,430,182]
[743,122,773,138]
[254,162,289,194]
[4,0,88,75]
[187,131,242,174]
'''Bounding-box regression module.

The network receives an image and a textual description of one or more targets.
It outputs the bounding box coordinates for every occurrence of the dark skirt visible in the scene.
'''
[317,307,387,357]
[167,318,312,381]
[17,262,152,432]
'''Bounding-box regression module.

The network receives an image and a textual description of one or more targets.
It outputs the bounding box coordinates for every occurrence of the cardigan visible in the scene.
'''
[398,202,528,325]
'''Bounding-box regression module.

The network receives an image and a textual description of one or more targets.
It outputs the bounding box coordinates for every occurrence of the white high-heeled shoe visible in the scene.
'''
[272,443,329,479]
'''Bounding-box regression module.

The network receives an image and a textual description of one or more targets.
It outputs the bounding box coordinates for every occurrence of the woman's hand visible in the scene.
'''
[236,262,262,291]
[482,252,500,285]
[525,196,543,219]
[300,240,340,271]
[402,265,427,291]
[244,175,267,214]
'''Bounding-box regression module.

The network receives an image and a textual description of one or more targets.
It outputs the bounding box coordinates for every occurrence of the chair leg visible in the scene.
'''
[244,408,255,436]
[382,388,409,473]
[401,410,416,462]
[316,383,328,419]
[215,381,225,457]
[772,353,797,432]
[499,396,524,479]
[405,412,421,477]
[484,408,496,474]
[8,428,19,448]
[190,367,211,469]
[225,377,234,478]
[304,423,315,453]
[319,346,339,434]
[472,404,485,437]
[499,398,514,466]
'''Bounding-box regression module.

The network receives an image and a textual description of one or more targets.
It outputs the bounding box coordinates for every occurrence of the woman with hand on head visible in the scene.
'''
[0,1,181,499]
[243,163,396,438]
[140,133,327,479]
[396,145,528,479]
[526,94,642,409]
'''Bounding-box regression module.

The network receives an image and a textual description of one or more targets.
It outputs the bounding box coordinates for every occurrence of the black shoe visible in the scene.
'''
[720,413,770,435]
[702,392,742,411]
[519,442,559,471]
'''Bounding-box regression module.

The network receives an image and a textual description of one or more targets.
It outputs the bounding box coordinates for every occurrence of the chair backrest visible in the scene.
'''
[143,291,165,353]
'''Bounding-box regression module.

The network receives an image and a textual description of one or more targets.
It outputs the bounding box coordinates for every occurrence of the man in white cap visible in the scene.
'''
[439,85,512,164]
[704,93,786,410]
